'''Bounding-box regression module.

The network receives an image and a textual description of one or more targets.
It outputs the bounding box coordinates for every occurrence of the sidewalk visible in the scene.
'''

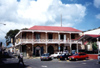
[88,54,98,59]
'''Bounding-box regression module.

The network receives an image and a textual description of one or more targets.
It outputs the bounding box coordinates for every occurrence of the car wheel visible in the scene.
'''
[75,58,78,61]
[41,59,43,61]
[65,58,67,60]
[85,57,88,60]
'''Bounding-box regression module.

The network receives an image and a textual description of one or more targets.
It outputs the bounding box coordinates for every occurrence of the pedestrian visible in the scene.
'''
[18,53,25,66]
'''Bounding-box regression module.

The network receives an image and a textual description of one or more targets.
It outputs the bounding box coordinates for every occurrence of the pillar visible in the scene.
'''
[46,32,47,53]
[70,33,72,54]
[58,32,60,52]
[32,31,34,55]
[77,41,78,53]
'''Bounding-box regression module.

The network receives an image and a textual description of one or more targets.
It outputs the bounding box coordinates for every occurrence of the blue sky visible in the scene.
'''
[61,0,100,31]
[0,0,100,46]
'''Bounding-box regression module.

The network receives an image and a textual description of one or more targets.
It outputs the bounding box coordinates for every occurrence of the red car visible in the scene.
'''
[68,52,89,61]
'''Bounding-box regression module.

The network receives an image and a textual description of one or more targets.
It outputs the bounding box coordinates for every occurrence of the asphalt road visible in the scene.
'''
[0,58,100,68]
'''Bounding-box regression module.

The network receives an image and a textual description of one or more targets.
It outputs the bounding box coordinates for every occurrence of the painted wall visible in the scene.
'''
[84,28,100,35]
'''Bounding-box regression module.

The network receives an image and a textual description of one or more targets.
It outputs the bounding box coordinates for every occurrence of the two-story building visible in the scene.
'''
[15,26,82,57]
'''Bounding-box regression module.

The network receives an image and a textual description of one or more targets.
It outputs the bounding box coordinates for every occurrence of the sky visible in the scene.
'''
[0,0,100,46]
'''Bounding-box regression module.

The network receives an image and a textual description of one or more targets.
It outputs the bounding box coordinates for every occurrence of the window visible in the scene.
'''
[35,33,40,39]
[71,34,75,39]
[60,34,64,40]
[48,33,53,39]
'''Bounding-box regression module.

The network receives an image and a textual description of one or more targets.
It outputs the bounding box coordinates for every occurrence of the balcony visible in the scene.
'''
[15,39,82,46]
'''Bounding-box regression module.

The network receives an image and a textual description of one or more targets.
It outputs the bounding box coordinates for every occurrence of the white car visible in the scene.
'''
[50,52,62,58]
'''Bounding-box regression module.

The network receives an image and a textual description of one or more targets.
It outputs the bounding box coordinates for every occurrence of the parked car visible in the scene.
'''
[98,53,100,64]
[72,50,76,55]
[50,52,62,58]
[68,52,89,61]
[40,53,52,61]
[59,53,72,60]
[57,51,69,59]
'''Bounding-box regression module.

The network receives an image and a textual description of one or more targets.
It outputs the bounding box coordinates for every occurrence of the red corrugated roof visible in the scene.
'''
[29,26,82,32]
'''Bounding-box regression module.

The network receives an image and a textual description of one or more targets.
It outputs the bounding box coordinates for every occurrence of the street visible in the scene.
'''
[0,58,100,68]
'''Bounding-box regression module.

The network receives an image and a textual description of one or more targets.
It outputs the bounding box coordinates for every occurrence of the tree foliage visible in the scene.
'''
[92,42,97,50]
[5,29,19,46]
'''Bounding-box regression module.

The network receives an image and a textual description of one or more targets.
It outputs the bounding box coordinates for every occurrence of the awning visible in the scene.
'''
[78,34,100,41]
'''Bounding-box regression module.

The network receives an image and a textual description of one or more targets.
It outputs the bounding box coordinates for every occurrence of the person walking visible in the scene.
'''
[18,53,25,66]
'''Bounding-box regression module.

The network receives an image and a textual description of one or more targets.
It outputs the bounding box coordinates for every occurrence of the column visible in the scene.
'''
[46,44,47,53]
[46,32,47,53]
[32,31,34,55]
[64,34,66,42]
[77,41,78,53]
[70,33,72,54]
[58,33,60,52]
[20,31,22,45]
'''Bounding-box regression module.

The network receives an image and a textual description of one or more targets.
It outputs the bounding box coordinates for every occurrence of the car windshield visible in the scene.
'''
[73,53,79,56]
[42,54,49,56]
[61,53,65,55]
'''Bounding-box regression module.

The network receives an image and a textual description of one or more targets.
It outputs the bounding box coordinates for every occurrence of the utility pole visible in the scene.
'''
[61,14,62,27]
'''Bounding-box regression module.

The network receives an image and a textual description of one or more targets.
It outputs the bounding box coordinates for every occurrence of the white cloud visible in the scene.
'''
[96,14,100,19]
[0,0,86,46]
[94,0,100,8]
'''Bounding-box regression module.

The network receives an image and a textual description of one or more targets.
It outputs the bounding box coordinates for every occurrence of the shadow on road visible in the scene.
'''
[0,62,29,68]
[0,58,29,68]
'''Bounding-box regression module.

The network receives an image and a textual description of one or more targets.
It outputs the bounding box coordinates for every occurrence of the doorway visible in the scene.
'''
[35,46,41,56]
[72,44,76,50]
[48,45,54,54]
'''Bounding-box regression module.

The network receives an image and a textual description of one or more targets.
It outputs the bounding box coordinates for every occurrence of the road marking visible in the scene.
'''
[27,67,32,68]
[41,65,47,68]
[89,59,93,60]
[66,60,70,62]
[58,61,62,62]
[83,60,86,61]
[82,63,86,64]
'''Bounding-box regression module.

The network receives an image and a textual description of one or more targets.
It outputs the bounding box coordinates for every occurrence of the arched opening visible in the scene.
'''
[60,45,63,51]
[35,46,41,56]
[72,44,76,50]
[48,45,54,54]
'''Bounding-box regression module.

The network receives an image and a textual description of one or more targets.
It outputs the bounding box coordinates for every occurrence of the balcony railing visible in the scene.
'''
[15,39,82,46]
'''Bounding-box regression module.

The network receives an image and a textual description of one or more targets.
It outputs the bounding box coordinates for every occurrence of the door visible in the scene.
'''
[22,45,27,57]
[36,50,40,56]
[48,34,53,39]
[41,46,44,55]
[60,45,63,51]
[36,33,40,39]
[48,45,54,54]
[35,46,41,56]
